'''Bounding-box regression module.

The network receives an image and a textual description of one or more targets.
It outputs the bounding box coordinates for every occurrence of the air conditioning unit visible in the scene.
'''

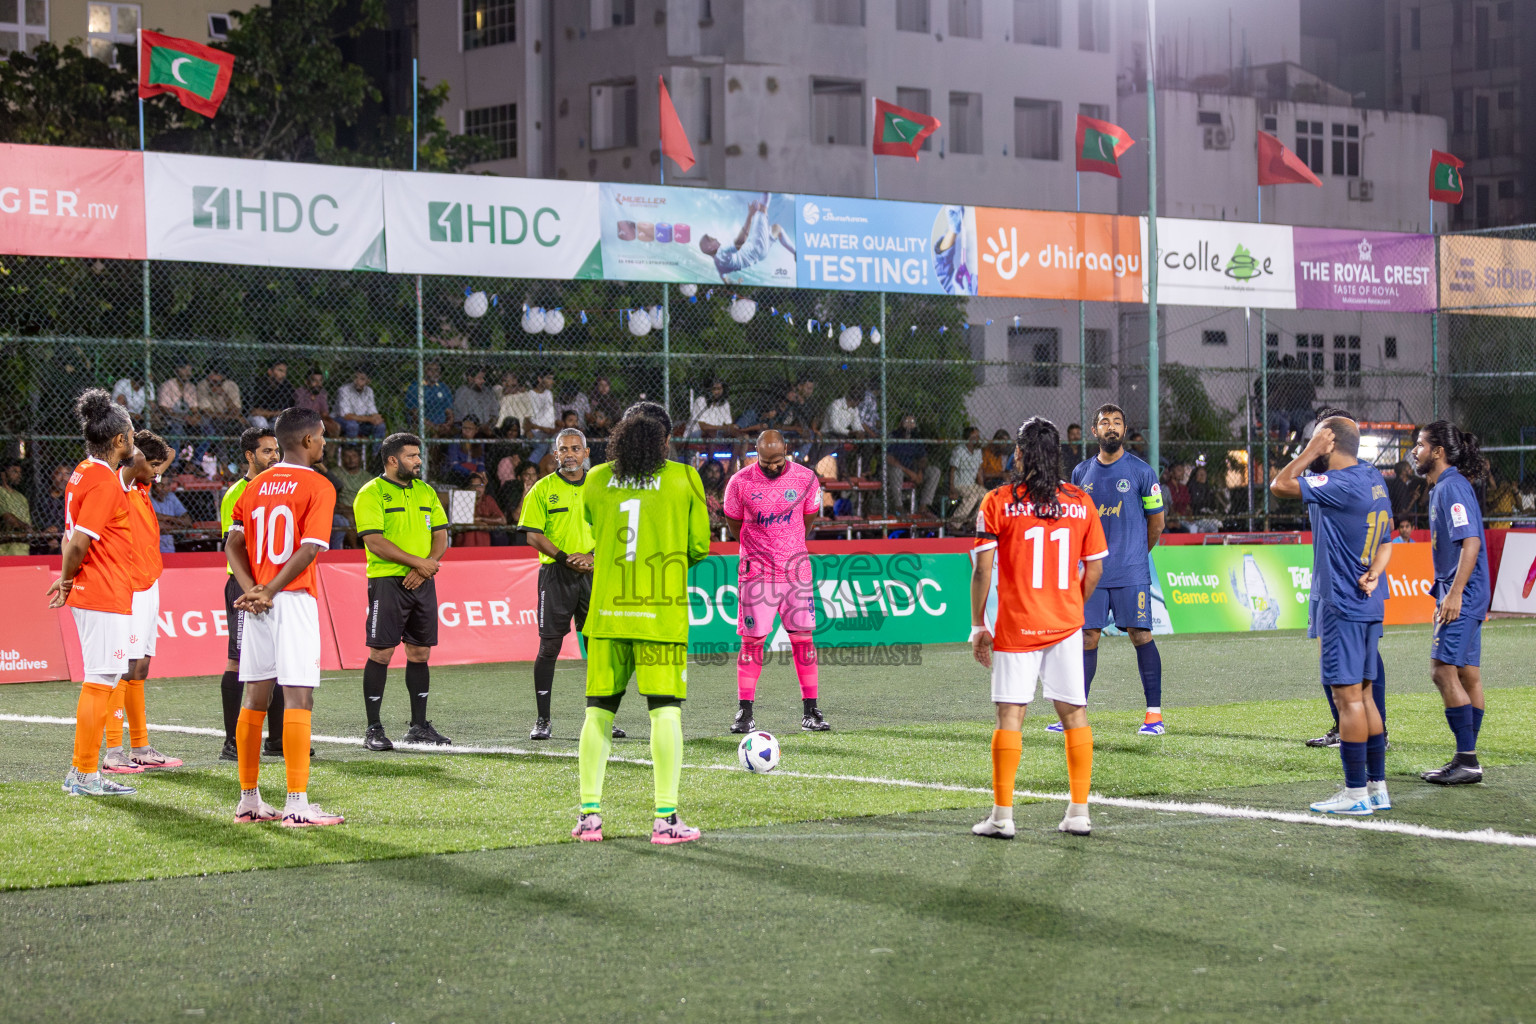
[1203,125,1232,150]
[1348,179,1375,201]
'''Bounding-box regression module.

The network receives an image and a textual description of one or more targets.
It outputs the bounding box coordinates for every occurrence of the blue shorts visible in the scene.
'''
[1431,616,1483,668]
[1317,610,1382,689]
[1085,585,1153,632]
[1306,593,1318,640]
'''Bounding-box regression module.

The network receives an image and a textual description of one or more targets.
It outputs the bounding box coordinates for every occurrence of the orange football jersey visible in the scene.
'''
[64,458,134,614]
[230,463,336,598]
[974,482,1107,652]
[124,482,164,592]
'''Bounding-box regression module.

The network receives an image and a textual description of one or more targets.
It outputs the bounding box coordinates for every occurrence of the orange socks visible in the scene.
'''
[72,682,113,773]
[284,709,312,798]
[102,680,129,748]
[124,679,148,748]
[236,708,265,790]
[990,729,1023,808]
[1064,726,1094,805]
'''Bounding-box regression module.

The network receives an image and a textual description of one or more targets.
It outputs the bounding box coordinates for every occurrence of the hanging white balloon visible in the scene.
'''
[729,298,757,324]
[543,309,565,335]
[648,305,664,328]
[464,291,489,318]
[628,309,652,336]
[678,283,698,298]
[870,327,882,345]
[838,326,862,352]
[522,306,546,333]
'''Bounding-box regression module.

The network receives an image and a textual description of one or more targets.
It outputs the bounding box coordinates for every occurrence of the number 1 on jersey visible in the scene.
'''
[619,498,641,562]
[1024,524,1072,589]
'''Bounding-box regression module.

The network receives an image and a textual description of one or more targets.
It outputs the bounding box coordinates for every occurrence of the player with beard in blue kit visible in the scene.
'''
[1066,404,1166,736]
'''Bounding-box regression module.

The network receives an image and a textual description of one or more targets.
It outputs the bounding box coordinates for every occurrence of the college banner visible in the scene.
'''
[0,566,72,682]
[319,561,579,669]
[1438,235,1536,317]
[144,152,387,270]
[795,195,978,294]
[1293,228,1435,312]
[974,209,1142,301]
[1491,531,1536,613]
[1143,218,1297,309]
[382,172,602,279]
[0,144,147,261]
[598,185,797,285]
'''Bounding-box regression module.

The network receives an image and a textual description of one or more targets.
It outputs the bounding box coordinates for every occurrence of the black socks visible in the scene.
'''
[406,661,430,726]
[363,659,387,727]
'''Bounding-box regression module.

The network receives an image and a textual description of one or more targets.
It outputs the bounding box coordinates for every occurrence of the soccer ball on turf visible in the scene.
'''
[737,731,781,773]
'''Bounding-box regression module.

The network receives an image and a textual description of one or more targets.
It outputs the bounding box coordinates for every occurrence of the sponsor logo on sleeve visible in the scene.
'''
[1305,473,1329,487]
[1450,502,1469,528]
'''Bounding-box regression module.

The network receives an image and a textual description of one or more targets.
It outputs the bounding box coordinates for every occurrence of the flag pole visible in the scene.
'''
[659,78,665,186]
[1145,0,1160,474]
[871,97,879,199]
[1077,170,1087,461]
[412,56,419,171]
[137,30,145,151]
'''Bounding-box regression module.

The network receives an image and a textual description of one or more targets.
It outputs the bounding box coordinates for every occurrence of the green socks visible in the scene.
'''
[649,704,683,818]
[578,706,615,812]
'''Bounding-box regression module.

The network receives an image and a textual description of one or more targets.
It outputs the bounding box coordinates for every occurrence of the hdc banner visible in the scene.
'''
[382,172,602,278]
[0,144,147,260]
[144,153,387,271]
[1144,218,1297,309]
[794,195,979,294]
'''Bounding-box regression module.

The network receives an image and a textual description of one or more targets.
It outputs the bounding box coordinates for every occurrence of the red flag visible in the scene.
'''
[1429,150,1466,203]
[871,99,940,159]
[1074,115,1135,178]
[1257,131,1322,187]
[138,29,235,118]
[658,76,695,174]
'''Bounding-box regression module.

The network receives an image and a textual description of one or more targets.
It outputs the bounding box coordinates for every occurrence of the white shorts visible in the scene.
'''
[128,581,160,660]
[71,607,130,687]
[991,630,1085,707]
[238,590,323,688]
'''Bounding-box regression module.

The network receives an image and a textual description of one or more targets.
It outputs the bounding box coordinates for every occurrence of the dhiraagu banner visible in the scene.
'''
[144,153,387,271]
[684,552,970,653]
[1150,545,1314,632]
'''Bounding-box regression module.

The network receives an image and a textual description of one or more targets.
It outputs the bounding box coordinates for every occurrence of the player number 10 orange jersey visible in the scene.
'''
[229,463,336,598]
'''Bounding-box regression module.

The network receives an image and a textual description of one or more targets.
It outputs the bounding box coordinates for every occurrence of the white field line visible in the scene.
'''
[3,713,1534,849]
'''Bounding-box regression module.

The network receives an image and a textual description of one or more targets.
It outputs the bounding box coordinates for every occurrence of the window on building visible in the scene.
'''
[1410,94,1421,113]
[814,0,863,26]
[208,12,232,40]
[0,0,48,52]
[1296,333,1325,384]
[1263,114,1278,132]
[1498,1,1513,20]
[1499,90,1514,110]
[1202,330,1228,347]
[949,91,983,154]
[1331,123,1360,177]
[1474,4,1490,69]
[1498,179,1515,199]
[463,0,515,50]
[896,86,933,151]
[1085,328,1109,388]
[1409,7,1420,50]
[590,79,637,150]
[1295,120,1324,174]
[1009,327,1060,387]
[1078,0,1107,52]
[1476,94,1490,158]
[1453,88,1468,133]
[1013,0,1059,47]
[1476,182,1490,227]
[698,76,712,143]
[1384,336,1398,360]
[1265,331,1280,369]
[896,0,928,32]
[1333,335,1361,389]
[1080,102,1109,123]
[1452,0,1463,43]
[590,0,633,30]
[811,77,864,146]
[1014,97,1059,160]
[948,0,981,38]
[87,2,138,66]
[465,102,517,160]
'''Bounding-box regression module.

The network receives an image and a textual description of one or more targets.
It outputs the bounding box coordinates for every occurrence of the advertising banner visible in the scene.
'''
[0,144,146,260]
[382,172,602,279]
[1438,235,1536,317]
[1143,218,1297,309]
[1380,542,1438,625]
[598,185,797,286]
[1491,531,1536,613]
[974,209,1142,301]
[319,561,578,669]
[795,195,978,294]
[0,567,71,682]
[144,153,387,271]
[1293,228,1435,312]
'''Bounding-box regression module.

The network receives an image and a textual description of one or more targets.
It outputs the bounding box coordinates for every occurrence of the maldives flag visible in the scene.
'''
[138,30,235,118]
[1429,150,1465,203]
[658,75,695,173]
[1257,131,1322,187]
[1075,115,1135,177]
[872,99,940,159]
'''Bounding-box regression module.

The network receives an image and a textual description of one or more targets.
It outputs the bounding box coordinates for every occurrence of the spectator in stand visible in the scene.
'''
[406,360,456,437]
[796,376,824,434]
[33,463,71,543]
[888,412,940,514]
[699,458,729,531]
[524,369,558,441]
[685,378,735,440]
[431,317,468,350]
[1061,423,1085,475]
[981,429,1012,488]
[558,381,590,428]
[1188,463,1216,515]
[453,366,500,430]
[1385,459,1415,522]
[112,374,154,427]
[332,445,371,544]
[197,365,244,436]
[1164,462,1192,522]
[459,472,507,546]
[1392,518,1414,543]
[773,383,814,443]
[0,461,31,555]
[338,368,387,444]
[510,461,542,523]
[294,367,341,437]
[149,475,191,553]
[585,406,613,463]
[157,360,205,438]
[1127,431,1148,460]
[444,416,488,485]
[858,378,881,436]
[947,426,987,529]
[495,373,534,435]
[246,360,296,430]
[590,375,623,425]
[823,383,872,440]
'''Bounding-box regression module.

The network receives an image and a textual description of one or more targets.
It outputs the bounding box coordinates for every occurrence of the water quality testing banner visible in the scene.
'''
[598,185,797,286]
[795,195,979,294]
[1293,228,1435,312]
[143,153,387,271]
[1143,218,1297,309]
[383,172,603,279]
[0,143,147,260]
[1438,234,1536,317]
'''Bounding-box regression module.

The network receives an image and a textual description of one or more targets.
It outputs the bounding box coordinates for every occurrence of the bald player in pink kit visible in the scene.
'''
[724,429,831,734]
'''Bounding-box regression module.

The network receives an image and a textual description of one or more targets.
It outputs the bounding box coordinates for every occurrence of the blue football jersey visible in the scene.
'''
[1298,463,1392,622]
[1071,452,1163,588]
[1428,466,1489,619]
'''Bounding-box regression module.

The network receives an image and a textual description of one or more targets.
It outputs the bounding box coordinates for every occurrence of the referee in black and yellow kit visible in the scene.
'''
[519,426,623,741]
[354,432,453,750]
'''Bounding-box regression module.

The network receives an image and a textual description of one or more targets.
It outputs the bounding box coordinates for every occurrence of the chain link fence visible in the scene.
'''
[1,237,1532,552]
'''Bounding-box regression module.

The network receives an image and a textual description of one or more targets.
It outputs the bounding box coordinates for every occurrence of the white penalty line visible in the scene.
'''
[4,713,1534,849]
